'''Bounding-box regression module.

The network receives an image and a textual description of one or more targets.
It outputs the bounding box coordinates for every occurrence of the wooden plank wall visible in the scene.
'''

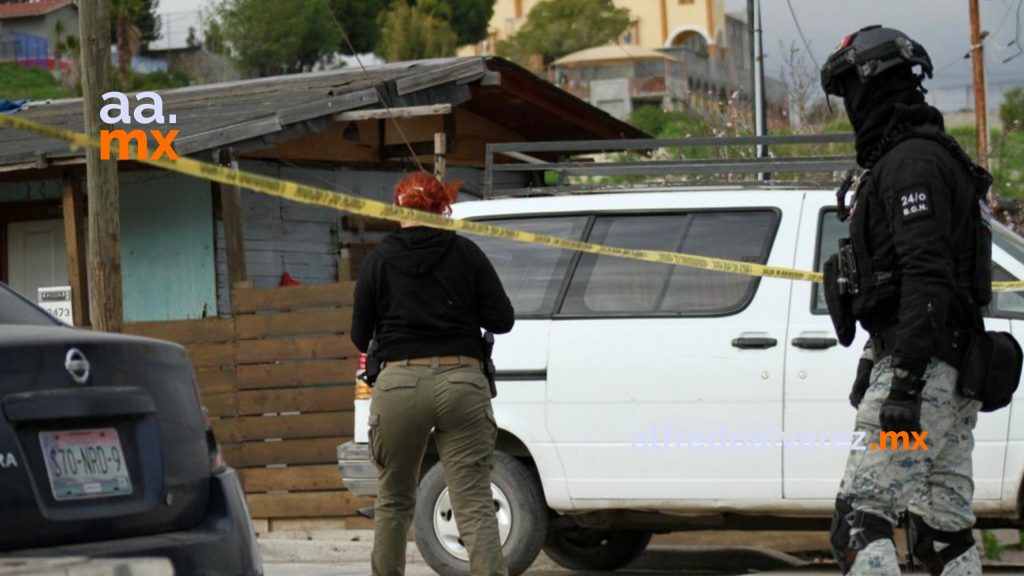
[124,282,373,525]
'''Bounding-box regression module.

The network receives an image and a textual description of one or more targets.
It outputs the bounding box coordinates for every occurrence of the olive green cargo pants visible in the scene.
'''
[368,358,507,576]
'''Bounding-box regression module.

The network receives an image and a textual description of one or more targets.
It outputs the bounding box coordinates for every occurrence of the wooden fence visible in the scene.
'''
[124,282,374,530]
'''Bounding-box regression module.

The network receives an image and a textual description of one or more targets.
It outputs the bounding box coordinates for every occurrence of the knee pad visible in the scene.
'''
[830,497,895,574]
[908,512,975,576]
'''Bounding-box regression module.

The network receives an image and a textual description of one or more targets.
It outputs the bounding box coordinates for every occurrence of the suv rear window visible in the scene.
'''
[472,216,589,317]
[0,284,60,325]
[561,211,778,316]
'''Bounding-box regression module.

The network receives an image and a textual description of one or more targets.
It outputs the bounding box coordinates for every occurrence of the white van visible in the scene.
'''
[339,185,1024,575]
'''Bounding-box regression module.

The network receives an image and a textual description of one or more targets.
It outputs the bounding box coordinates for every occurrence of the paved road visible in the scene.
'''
[259,533,1024,576]
[262,546,1024,576]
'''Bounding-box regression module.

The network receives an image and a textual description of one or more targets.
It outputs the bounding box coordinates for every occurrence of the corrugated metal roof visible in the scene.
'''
[0,56,645,172]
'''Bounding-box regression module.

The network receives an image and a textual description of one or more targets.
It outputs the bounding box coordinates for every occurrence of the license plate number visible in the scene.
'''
[39,428,133,501]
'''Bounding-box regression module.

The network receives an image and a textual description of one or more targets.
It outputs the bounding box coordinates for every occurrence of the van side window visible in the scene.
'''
[472,216,589,317]
[813,210,846,314]
[560,211,778,316]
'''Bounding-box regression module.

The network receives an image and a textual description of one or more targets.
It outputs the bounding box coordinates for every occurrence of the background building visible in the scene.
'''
[461,0,729,57]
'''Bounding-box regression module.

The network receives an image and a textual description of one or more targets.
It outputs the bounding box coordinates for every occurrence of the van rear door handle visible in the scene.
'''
[732,337,778,349]
[792,337,838,350]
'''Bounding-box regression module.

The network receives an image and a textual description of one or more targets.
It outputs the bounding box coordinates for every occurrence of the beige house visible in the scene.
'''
[459,0,729,59]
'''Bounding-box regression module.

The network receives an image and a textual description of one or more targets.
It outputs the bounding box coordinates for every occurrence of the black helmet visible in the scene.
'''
[820,25,933,97]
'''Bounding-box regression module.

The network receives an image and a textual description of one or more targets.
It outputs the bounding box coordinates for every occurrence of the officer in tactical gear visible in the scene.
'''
[821,25,994,575]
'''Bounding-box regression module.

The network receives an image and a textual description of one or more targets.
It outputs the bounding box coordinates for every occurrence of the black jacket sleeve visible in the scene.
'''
[350,253,377,353]
[878,152,956,375]
[471,242,515,334]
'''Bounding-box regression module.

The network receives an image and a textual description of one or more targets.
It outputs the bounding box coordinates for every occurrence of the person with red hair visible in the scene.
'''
[351,172,515,576]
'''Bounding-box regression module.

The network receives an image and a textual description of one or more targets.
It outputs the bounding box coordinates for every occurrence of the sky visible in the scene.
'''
[156,0,1023,107]
[724,0,1024,108]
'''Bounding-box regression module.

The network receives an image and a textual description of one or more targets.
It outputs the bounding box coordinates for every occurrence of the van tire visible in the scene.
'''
[414,452,547,576]
[543,528,652,571]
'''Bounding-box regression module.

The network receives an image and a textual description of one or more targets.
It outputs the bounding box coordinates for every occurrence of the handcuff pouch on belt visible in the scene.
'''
[956,330,1023,412]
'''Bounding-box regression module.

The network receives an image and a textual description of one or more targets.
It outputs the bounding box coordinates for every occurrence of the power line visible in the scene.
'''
[320,0,427,173]
[1003,0,1023,63]
[988,0,1017,43]
[784,0,819,70]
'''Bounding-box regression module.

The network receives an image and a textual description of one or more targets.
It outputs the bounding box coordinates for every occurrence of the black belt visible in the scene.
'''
[871,327,969,369]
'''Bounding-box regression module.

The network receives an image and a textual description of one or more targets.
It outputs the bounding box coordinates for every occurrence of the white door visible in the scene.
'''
[7,220,67,303]
[784,195,1011,501]
[546,195,802,503]
[783,196,871,499]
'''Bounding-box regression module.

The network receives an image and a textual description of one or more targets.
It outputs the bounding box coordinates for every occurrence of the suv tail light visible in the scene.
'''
[355,353,372,400]
[203,406,226,472]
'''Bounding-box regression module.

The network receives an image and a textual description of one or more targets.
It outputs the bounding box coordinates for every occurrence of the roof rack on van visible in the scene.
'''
[482,134,857,199]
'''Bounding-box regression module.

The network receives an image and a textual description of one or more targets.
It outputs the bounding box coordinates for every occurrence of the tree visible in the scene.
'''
[200,11,227,55]
[110,0,161,85]
[779,40,816,130]
[376,2,458,62]
[51,19,79,89]
[1001,87,1024,133]
[496,0,629,67]
[330,0,389,54]
[419,0,495,45]
[214,0,341,76]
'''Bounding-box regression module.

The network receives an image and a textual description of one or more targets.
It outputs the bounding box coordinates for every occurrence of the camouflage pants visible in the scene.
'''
[837,356,982,576]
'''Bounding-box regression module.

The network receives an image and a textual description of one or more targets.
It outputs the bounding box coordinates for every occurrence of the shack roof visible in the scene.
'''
[0,56,646,174]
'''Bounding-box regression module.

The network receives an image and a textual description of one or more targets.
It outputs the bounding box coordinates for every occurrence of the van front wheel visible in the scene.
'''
[413,452,547,576]
[543,527,652,571]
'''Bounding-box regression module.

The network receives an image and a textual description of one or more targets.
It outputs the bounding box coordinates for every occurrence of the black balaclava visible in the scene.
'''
[840,65,943,167]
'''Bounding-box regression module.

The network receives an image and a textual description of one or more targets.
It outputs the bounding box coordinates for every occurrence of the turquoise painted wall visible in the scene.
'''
[0,172,217,322]
[120,171,217,322]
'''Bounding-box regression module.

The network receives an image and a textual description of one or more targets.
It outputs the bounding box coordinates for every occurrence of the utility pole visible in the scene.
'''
[80,0,123,332]
[969,0,989,169]
[748,0,768,178]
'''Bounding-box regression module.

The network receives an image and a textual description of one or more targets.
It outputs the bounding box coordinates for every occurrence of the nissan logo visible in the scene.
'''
[65,348,90,385]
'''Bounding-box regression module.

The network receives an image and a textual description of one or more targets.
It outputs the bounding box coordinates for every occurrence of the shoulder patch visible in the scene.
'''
[897,187,933,223]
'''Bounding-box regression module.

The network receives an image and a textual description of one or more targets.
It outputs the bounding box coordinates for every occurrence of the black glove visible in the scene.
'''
[879,372,924,433]
[849,357,874,409]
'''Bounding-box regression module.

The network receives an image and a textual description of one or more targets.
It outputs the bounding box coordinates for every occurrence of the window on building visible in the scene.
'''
[621,19,640,45]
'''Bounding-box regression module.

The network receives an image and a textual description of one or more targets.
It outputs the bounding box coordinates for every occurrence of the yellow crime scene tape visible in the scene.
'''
[2,113,1022,292]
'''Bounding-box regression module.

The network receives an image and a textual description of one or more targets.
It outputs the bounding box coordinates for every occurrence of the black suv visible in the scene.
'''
[0,283,262,576]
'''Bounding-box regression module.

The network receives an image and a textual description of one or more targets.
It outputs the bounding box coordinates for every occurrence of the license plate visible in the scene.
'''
[39,428,133,501]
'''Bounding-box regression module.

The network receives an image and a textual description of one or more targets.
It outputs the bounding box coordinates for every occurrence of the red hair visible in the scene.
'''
[393,172,462,216]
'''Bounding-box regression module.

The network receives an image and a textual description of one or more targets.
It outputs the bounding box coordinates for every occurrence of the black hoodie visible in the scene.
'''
[351,226,514,361]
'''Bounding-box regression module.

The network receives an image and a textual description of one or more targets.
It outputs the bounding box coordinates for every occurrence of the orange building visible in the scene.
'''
[459,0,729,58]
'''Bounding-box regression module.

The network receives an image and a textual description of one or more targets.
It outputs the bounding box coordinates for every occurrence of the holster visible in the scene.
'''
[824,254,857,347]
[481,332,497,399]
[956,330,1023,412]
[361,337,382,387]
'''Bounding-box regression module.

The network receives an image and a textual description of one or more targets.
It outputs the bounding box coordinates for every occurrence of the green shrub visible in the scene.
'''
[0,63,68,101]
[1001,87,1024,133]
